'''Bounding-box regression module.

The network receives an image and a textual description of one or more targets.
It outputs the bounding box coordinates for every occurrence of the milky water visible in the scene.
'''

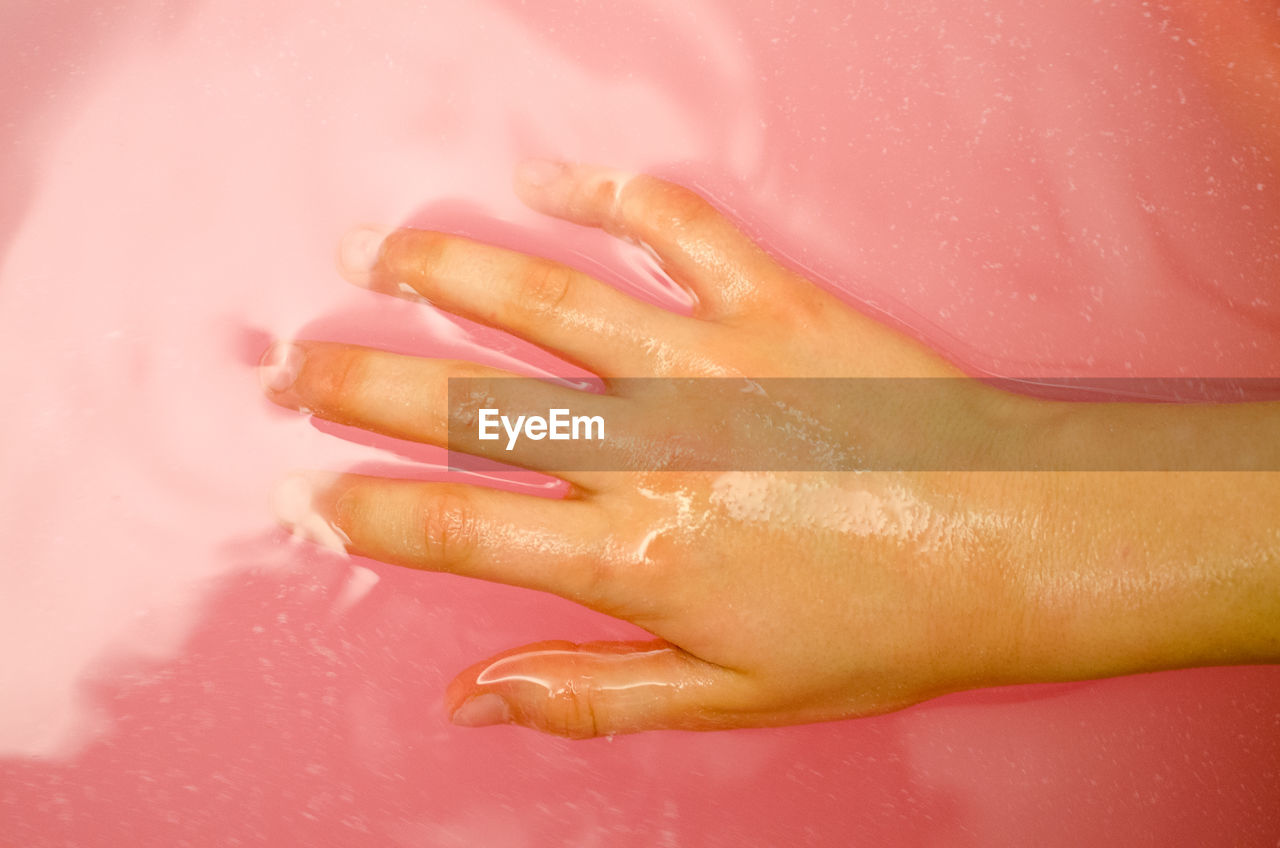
[2,1,1278,845]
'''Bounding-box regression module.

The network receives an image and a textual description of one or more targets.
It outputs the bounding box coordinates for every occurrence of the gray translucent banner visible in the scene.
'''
[445,378,1280,472]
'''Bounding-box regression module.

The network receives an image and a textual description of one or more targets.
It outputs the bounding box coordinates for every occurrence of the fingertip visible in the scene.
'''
[337,225,392,286]
[513,161,638,231]
[446,664,523,731]
[514,157,567,191]
[443,669,479,715]
[271,470,350,556]
[512,159,568,216]
[450,692,513,728]
[258,340,304,394]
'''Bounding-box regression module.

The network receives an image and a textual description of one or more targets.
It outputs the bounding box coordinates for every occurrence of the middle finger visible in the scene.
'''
[341,227,703,377]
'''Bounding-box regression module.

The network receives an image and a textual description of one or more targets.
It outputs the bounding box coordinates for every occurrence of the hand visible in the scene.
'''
[260,161,1280,737]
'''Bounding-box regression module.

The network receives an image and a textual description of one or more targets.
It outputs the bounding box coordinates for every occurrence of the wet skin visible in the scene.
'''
[261,161,1280,738]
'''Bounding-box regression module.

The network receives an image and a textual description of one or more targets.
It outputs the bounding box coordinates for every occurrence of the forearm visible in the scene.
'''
[1000,400,1280,684]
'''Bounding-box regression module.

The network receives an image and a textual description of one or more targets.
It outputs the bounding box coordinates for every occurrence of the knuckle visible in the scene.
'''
[418,486,478,571]
[516,259,576,319]
[638,180,716,233]
[542,678,603,739]
[724,270,826,329]
[571,553,619,608]
[772,281,837,330]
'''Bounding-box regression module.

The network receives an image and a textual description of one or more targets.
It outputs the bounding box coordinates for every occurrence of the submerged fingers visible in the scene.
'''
[338,225,702,377]
[333,162,818,379]
[272,473,632,610]
[259,340,622,483]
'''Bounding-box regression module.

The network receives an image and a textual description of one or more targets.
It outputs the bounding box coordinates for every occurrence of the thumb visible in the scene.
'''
[445,640,748,738]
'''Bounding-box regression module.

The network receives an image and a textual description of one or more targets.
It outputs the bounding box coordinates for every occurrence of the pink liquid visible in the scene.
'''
[1,1,1277,844]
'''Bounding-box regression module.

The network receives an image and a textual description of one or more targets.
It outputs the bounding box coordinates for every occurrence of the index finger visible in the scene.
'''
[513,161,808,320]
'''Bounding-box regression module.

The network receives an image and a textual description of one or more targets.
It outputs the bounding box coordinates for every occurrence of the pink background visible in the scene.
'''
[1,0,1277,845]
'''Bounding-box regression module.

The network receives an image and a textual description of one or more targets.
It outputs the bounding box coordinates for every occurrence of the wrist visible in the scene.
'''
[950,391,1280,688]
[995,392,1280,683]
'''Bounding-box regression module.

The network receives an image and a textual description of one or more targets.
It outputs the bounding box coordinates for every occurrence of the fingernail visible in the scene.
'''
[516,158,565,188]
[451,693,512,727]
[272,471,350,556]
[339,226,389,280]
[259,341,304,393]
